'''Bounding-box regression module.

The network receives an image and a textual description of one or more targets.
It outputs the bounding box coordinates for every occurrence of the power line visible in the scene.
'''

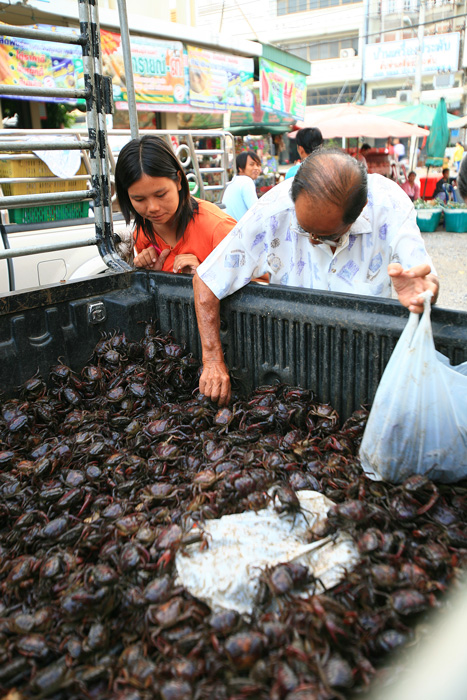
[277,14,460,52]
[196,0,463,44]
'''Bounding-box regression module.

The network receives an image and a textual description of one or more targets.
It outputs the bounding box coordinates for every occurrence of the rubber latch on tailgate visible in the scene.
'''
[87,302,106,324]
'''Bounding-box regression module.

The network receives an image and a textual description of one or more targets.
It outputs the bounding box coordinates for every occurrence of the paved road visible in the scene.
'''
[421,229,467,312]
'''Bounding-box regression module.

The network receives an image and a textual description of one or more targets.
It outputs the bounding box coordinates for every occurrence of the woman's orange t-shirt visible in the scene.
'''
[134,199,237,272]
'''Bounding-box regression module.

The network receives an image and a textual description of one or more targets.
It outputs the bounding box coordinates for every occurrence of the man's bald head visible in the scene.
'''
[291,148,368,226]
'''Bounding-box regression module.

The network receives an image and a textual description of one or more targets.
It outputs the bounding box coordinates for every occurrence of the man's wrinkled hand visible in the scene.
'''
[388,262,439,314]
[199,359,231,406]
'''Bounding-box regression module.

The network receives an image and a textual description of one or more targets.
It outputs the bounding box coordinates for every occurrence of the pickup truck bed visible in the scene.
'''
[1,270,466,418]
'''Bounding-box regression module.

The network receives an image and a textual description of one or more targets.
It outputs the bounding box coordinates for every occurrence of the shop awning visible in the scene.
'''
[258,43,311,76]
[228,124,292,135]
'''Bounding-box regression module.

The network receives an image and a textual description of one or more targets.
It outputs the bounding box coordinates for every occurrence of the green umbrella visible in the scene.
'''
[227,124,291,135]
[421,97,450,198]
[425,98,450,167]
[376,102,460,128]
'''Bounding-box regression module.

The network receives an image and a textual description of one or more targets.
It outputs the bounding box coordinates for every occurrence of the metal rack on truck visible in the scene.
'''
[0,126,235,292]
[0,0,235,291]
[0,9,130,275]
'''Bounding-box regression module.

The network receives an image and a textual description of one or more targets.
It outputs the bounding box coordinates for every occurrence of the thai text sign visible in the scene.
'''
[259,57,306,120]
[363,33,460,81]
[187,45,254,112]
[0,24,83,102]
[101,30,187,109]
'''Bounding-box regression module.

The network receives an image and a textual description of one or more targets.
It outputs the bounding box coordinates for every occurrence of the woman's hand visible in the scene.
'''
[388,262,439,313]
[134,246,170,270]
[173,254,200,275]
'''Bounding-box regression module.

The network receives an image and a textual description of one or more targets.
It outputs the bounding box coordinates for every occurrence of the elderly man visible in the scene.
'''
[193,148,439,405]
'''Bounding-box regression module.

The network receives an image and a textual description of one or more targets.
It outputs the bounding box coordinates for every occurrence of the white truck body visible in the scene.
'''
[0,129,234,293]
[0,216,133,294]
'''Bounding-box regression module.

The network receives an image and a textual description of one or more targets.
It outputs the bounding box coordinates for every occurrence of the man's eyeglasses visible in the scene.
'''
[291,223,349,246]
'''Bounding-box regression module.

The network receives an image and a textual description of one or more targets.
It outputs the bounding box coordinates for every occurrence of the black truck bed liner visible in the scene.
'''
[0,270,466,419]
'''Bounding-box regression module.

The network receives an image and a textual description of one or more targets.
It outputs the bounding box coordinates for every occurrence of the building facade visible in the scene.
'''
[195,0,467,114]
[0,0,260,129]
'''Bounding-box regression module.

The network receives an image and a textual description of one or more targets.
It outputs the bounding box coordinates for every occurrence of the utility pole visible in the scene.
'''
[413,0,425,104]
[408,1,425,171]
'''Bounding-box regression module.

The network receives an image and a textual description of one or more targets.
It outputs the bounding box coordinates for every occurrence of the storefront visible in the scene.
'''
[0,15,310,139]
[0,0,263,130]
[177,44,310,192]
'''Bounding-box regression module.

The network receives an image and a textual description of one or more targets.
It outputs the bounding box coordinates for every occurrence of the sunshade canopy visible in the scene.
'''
[289,103,428,139]
[228,124,291,135]
[376,103,461,128]
[425,97,450,168]
[448,113,467,129]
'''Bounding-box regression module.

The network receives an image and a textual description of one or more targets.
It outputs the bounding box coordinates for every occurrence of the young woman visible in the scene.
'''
[115,135,237,274]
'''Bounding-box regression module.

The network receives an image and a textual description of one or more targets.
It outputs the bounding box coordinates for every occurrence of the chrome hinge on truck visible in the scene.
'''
[0,1,131,273]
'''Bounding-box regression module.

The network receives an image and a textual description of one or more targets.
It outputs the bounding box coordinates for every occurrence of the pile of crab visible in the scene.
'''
[0,322,466,700]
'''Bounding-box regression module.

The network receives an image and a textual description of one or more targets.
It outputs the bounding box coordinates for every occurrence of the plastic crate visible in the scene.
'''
[0,156,88,196]
[416,208,442,232]
[7,201,90,224]
[443,208,467,233]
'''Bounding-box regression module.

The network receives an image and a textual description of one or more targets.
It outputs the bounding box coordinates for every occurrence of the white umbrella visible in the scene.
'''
[290,104,429,139]
[448,114,467,129]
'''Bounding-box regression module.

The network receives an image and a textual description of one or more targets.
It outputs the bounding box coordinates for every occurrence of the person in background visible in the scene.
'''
[453,141,464,172]
[357,143,371,169]
[274,134,287,165]
[115,134,237,274]
[193,148,439,405]
[221,150,262,221]
[458,154,467,201]
[386,137,395,158]
[285,127,324,180]
[433,168,454,204]
[400,171,420,202]
[393,138,406,162]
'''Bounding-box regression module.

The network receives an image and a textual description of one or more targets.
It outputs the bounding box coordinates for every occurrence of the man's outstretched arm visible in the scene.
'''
[193,272,231,406]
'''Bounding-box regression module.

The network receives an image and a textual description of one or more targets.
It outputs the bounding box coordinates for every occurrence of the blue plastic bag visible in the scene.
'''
[359,292,467,483]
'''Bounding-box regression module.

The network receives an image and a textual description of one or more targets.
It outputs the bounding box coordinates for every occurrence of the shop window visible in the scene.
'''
[291,46,308,60]
[307,84,359,105]
[329,41,339,58]
[277,0,360,12]
[371,87,398,98]
[286,35,358,61]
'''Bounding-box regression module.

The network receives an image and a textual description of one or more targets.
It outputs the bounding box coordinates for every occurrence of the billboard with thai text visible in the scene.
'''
[364,33,460,81]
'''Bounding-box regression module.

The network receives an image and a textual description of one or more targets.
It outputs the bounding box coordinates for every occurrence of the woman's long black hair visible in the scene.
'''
[115,134,198,245]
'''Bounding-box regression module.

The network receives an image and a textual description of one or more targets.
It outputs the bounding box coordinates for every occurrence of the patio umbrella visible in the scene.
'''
[421,97,450,198]
[376,103,461,128]
[289,107,429,139]
[448,113,467,129]
[293,102,373,130]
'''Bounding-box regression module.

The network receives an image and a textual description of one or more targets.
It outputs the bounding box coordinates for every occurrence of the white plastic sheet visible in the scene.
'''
[175,490,360,615]
[27,135,81,179]
[360,292,467,484]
